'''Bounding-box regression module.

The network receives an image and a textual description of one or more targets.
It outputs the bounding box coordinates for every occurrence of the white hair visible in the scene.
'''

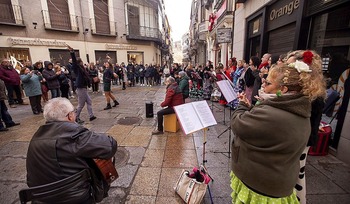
[43,98,74,122]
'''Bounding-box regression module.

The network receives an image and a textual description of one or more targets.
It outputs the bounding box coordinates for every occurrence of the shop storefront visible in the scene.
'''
[245,0,303,60]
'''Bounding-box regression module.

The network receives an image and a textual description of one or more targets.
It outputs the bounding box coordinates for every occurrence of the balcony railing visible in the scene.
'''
[42,10,79,32]
[0,4,24,26]
[90,18,117,36]
[126,24,162,43]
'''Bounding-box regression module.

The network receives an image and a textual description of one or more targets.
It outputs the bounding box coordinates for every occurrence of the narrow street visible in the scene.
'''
[0,85,349,204]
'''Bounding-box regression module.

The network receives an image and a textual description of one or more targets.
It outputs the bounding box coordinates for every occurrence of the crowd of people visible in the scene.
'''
[1,46,329,203]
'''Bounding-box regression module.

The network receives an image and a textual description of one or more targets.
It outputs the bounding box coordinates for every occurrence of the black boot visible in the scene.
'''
[113,100,119,107]
[104,103,112,110]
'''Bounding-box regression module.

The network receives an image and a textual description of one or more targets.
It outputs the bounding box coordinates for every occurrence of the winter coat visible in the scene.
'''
[138,65,145,77]
[145,67,153,78]
[103,68,115,84]
[26,121,117,202]
[20,73,43,97]
[231,94,311,198]
[0,64,21,85]
[161,83,184,108]
[178,75,190,99]
[70,52,91,88]
[0,79,7,100]
[42,61,60,90]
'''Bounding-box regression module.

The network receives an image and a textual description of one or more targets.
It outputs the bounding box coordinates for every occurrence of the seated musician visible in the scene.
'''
[26,97,117,203]
[152,76,184,135]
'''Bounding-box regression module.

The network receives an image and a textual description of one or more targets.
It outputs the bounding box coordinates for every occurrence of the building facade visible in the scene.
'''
[0,0,171,67]
[188,0,235,67]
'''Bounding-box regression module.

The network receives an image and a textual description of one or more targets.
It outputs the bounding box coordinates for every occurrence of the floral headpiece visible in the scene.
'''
[288,60,312,73]
[303,50,313,65]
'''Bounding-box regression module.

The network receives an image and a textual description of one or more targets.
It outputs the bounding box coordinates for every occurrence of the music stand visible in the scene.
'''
[213,80,237,158]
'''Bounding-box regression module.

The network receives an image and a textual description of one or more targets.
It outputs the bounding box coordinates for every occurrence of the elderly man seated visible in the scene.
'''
[152,76,184,135]
[26,97,117,203]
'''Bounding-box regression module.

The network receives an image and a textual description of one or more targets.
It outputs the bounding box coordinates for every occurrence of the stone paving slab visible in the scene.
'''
[111,164,138,189]
[0,141,28,158]
[0,182,27,204]
[141,149,164,168]
[148,136,167,150]
[129,167,161,196]
[163,149,198,168]
[0,157,26,182]
[157,168,184,197]
[306,165,346,194]
[125,195,156,204]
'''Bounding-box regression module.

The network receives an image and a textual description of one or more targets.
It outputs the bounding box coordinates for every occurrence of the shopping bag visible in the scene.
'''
[174,167,209,204]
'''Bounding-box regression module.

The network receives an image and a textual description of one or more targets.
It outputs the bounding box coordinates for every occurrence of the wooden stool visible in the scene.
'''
[164,114,180,133]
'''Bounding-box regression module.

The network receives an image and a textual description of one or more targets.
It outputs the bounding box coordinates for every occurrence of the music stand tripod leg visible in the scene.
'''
[213,126,232,158]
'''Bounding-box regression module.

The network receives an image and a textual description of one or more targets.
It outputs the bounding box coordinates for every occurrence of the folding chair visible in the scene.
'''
[19,169,91,204]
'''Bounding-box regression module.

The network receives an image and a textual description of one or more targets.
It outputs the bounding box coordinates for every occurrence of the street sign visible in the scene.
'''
[217,28,232,43]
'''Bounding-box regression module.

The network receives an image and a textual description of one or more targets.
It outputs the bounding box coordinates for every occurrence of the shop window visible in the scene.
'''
[0,47,30,62]
[49,49,79,66]
[95,51,117,64]
[309,4,350,83]
[127,52,144,65]
[248,17,261,37]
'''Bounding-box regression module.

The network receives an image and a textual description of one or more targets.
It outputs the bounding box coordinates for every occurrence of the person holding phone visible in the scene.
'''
[20,67,43,114]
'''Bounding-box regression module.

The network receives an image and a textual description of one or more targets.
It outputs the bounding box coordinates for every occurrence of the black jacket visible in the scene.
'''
[70,52,91,88]
[26,121,117,203]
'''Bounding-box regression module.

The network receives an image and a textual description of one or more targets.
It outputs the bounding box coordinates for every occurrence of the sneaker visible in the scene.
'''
[10,104,17,108]
[152,130,164,135]
[19,102,29,105]
[90,116,97,121]
[76,118,84,124]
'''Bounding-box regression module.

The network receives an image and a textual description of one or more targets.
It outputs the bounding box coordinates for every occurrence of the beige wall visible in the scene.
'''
[233,0,271,60]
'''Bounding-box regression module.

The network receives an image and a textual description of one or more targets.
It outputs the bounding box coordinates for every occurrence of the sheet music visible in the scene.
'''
[192,101,217,128]
[216,80,237,103]
[174,103,204,135]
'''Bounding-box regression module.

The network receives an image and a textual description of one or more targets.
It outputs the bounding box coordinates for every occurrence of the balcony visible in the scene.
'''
[42,10,79,32]
[90,18,117,36]
[0,4,24,26]
[126,25,162,44]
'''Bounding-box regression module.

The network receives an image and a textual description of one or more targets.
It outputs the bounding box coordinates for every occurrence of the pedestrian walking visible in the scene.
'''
[67,45,96,124]
[103,62,119,110]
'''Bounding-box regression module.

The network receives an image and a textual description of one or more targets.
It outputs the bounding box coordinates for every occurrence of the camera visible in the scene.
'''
[33,70,39,74]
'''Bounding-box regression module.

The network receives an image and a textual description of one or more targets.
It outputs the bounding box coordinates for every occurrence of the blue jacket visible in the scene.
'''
[20,73,43,97]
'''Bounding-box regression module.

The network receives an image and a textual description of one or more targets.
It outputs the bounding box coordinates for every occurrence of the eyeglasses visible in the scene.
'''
[66,109,77,117]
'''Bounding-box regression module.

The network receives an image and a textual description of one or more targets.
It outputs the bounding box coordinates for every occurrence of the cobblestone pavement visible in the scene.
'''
[0,84,349,204]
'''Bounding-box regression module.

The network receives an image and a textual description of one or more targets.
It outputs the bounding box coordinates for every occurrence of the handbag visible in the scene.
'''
[174,167,210,204]
[93,76,100,83]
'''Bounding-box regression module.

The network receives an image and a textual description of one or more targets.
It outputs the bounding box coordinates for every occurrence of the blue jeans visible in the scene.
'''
[50,88,61,98]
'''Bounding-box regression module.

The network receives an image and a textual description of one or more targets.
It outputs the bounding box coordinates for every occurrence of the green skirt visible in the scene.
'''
[103,83,111,92]
[230,171,300,204]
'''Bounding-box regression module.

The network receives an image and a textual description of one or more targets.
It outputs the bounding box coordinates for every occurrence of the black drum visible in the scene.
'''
[146,102,154,118]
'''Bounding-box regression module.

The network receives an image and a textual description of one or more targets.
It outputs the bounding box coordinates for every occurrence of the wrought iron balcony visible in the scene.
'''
[0,4,24,26]
[42,10,79,32]
[126,24,162,43]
